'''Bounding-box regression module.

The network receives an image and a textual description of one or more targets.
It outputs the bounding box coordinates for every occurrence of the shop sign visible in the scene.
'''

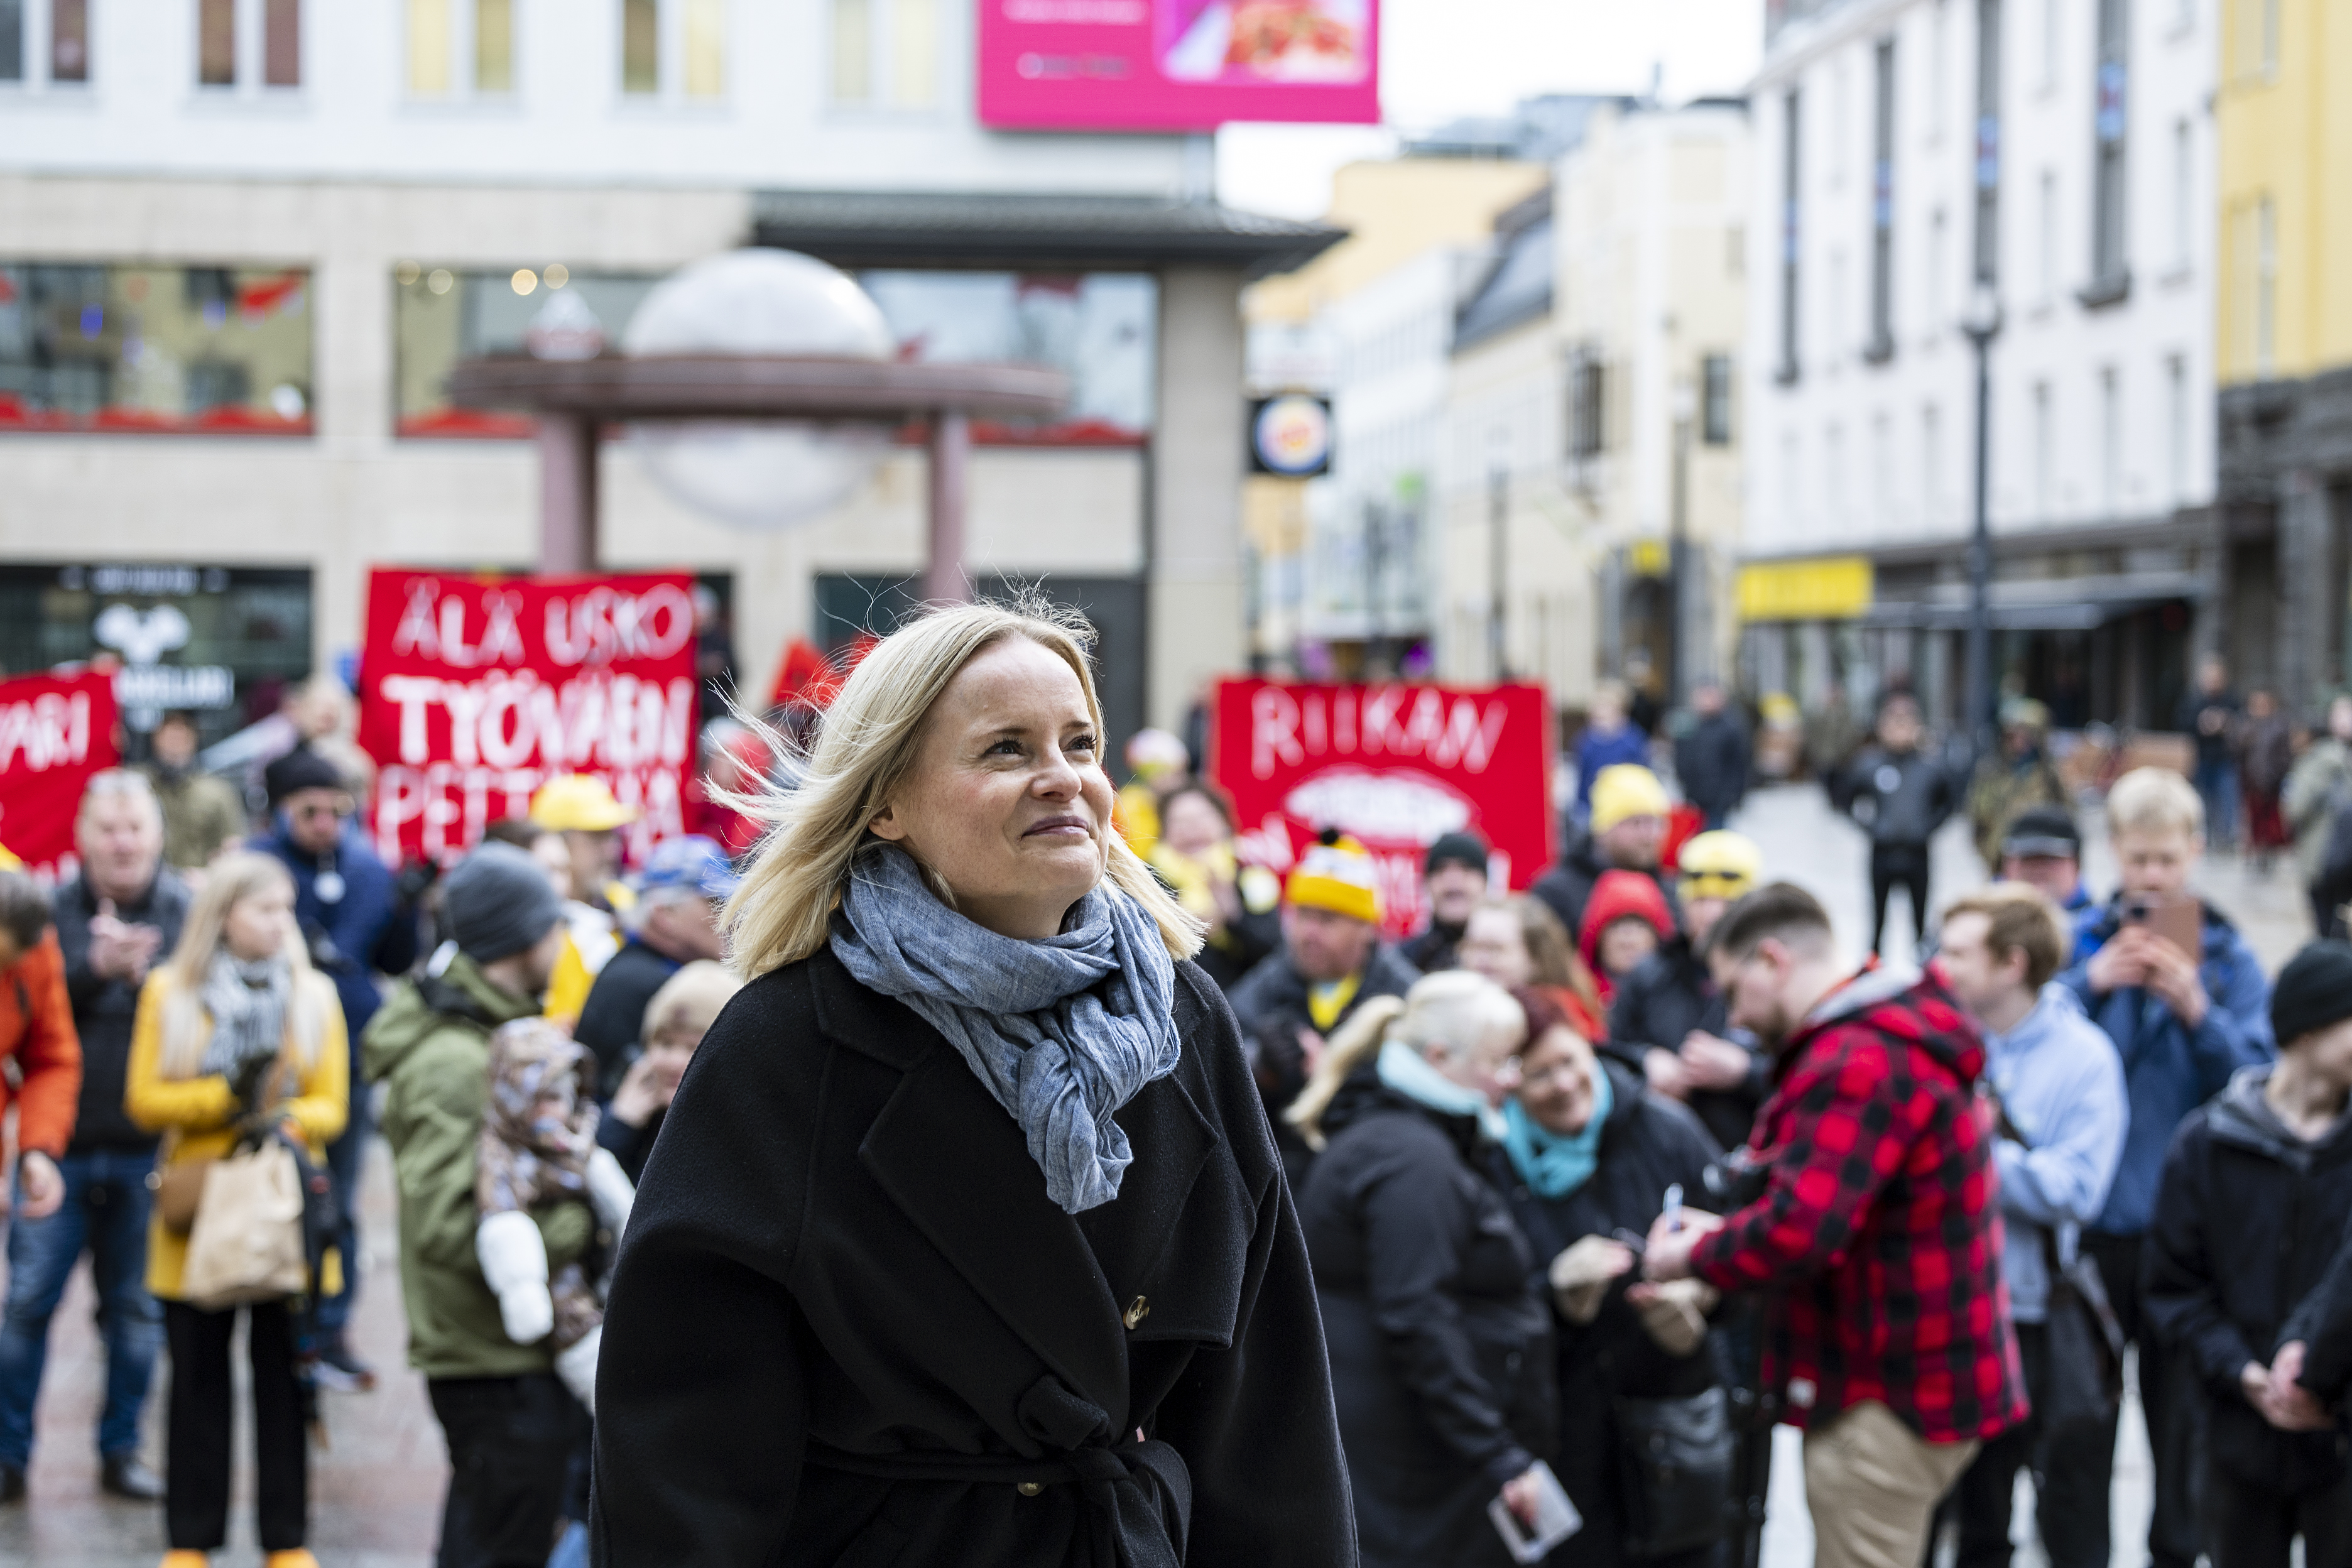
[356,569,699,866]
[979,0,1380,132]
[1249,394,1333,477]
[0,670,119,882]
[1209,678,1554,940]
[1735,556,1875,622]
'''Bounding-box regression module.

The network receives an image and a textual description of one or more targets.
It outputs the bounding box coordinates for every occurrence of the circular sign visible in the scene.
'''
[1253,394,1332,477]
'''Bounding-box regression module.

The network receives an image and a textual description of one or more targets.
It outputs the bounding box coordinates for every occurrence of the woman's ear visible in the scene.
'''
[868,802,906,842]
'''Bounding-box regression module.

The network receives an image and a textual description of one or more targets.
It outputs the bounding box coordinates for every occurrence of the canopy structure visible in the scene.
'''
[447,353,1070,602]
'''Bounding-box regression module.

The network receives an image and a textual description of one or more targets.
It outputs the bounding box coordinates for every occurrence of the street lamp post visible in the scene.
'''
[1961,282,2004,750]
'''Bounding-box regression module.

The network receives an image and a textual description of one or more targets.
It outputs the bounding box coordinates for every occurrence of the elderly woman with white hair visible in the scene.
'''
[1288,971,1557,1568]
[592,599,1353,1566]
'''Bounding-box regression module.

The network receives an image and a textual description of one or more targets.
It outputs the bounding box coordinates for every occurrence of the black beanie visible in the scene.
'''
[2270,941,2352,1047]
[444,842,564,965]
[1425,831,1491,876]
[264,744,346,807]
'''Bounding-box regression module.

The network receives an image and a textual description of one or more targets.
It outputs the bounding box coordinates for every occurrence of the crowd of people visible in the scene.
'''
[0,702,743,1568]
[6,628,2352,1568]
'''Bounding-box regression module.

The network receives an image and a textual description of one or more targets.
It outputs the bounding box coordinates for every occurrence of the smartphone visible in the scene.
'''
[1488,1459,1583,1562]
[2121,893,2202,959]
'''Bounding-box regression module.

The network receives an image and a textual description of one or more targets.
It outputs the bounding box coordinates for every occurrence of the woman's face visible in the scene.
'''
[1518,1025,1601,1136]
[1425,1023,1525,1109]
[1457,906,1533,989]
[871,637,1116,941]
[1598,917,1660,978]
[224,879,292,963]
[1161,792,1227,858]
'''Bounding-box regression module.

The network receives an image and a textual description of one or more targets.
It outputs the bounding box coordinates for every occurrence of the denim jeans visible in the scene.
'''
[0,1147,165,1467]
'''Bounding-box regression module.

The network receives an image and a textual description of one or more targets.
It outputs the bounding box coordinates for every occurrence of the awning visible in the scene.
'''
[1864,571,2204,632]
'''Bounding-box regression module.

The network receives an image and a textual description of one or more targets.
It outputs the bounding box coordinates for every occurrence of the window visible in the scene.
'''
[408,0,513,96]
[51,0,84,80]
[2037,169,2057,306]
[2040,0,2059,90]
[2171,117,2192,272]
[2165,353,2187,504]
[1867,38,1897,360]
[6,0,92,82]
[621,0,721,102]
[1974,0,2002,285]
[1826,422,1846,522]
[1568,354,1606,459]
[1778,88,1802,381]
[1922,403,1942,525]
[2086,0,2129,298]
[2032,381,2053,515]
[1829,56,1848,188]
[0,0,19,80]
[831,0,939,109]
[2098,367,2120,514]
[2256,195,2276,374]
[1701,354,1733,445]
[1929,0,1947,140]
[0,263,313,434]
[197,0,300,89]
[1927,206,1947,333]
[1872,412,1892,515]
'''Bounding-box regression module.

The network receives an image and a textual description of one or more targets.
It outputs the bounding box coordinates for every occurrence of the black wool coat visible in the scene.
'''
[1297,1073,1555,1568]
[590,947,1356,1568]
[1604,937,1770,1153]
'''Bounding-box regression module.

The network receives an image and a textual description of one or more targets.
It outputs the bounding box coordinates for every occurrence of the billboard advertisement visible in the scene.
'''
[1209,678,1554,940]
[356,569,699,866]
[0,670,120,883]
[979,0,1380,132]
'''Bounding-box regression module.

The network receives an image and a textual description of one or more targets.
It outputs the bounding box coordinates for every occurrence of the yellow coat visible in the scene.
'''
[124,966,350,1302]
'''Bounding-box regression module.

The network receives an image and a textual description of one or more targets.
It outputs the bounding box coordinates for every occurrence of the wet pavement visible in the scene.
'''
[0,783,2314,1567]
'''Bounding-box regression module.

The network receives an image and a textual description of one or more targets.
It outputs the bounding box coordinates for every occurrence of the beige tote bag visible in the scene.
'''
[179,1140,309,1309]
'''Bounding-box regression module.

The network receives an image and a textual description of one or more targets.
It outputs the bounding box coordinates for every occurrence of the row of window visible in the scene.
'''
[0,0,940,107]
[1564,353,1735,461]
[0,259,1158,441]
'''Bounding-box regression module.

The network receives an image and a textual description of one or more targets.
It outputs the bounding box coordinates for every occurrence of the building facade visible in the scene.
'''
[0,0,1334,756]
[1743,0,2217,731]
[2214,0,2352,714]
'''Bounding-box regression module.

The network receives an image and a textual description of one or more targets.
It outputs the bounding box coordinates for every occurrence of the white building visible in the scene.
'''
[1742,0,2216,730]
[0,0,1336,756]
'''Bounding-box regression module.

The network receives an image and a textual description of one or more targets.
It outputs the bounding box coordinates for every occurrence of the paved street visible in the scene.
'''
[0,784,2316,1567]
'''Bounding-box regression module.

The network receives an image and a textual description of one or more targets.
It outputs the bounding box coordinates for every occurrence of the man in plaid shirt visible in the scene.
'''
[1644,883,2027,1568]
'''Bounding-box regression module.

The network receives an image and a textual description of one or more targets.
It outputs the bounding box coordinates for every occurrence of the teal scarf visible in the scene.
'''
[1376,1038,1508,1141]
[1502,1071,1613,1199]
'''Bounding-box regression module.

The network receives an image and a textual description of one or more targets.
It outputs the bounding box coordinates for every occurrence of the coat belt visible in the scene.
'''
[805,1436,1193,1567]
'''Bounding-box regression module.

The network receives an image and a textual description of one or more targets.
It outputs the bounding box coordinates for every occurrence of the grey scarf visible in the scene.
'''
[199,950,291,1078]
[831,843,1180,1213]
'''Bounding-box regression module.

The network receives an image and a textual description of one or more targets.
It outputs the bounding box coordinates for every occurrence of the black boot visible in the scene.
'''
[101,1454,164,1501]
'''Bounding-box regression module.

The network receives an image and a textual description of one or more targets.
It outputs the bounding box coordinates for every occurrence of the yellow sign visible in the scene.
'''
[1628,538,1670,577]
[1736,557,1875,622]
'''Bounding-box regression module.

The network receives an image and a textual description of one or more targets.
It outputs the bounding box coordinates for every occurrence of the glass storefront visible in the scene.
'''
[393,262,1158,444]
[0,263,314,433]
[0,564,313,747]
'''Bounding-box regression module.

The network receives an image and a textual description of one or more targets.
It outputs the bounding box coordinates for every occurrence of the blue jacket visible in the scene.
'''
[1982,984,2128,1321]
[256,820,412,1057]
[1574,723,1650,814]
[2059,897,2273,1236]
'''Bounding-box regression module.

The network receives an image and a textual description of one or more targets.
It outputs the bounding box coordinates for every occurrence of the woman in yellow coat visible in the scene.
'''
[125,852,347,1568]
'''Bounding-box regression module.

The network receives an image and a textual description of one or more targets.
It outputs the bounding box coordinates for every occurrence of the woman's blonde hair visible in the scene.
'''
[158,852,331,1079]
[641,958,743,1047]
[1285,969,1526,1150]
[1476,895,1606,1021]
[722,596,1202,978]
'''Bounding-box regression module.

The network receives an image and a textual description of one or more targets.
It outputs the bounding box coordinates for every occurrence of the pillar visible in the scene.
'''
[538,412,599,574]
[1150,266,1246,731]
[925,411,972,604]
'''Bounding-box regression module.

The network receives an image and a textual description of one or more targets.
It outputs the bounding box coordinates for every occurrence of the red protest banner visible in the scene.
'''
[0,670,121,882]
[356,569,699,866]
[1209,678,1555,940]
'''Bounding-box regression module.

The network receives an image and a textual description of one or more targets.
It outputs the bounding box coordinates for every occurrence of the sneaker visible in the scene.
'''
[102,1453,166,1500]
[159,1553,209,1568]
[312,1340,377,1393]
[263,1551,320,1568]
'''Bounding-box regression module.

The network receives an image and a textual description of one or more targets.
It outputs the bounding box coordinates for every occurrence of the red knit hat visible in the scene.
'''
[1579,869,1676,984]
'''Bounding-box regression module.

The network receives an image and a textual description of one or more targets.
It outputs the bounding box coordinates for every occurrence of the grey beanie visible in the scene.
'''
[444,842,563,964]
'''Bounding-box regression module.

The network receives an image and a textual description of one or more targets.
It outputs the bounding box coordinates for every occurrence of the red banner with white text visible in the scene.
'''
[1209,679,1554,940]
[0,670,121,883]
[356,570,699,866]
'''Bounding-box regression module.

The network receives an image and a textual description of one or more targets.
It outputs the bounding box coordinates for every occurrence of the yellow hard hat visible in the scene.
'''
[528,774,638,833]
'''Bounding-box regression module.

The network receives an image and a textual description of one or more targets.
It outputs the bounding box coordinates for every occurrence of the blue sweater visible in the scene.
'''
[1574,723,1651,815]
[2059,898,2273,1236]
[1983,984,2128,1321]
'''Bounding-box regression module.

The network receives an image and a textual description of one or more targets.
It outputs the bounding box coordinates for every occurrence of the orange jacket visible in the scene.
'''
[0,931,83,1158]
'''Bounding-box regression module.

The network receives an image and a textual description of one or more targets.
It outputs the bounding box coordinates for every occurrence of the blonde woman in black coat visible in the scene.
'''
[591,599,1354,1567]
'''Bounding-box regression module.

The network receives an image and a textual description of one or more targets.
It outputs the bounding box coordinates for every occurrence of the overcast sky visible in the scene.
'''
[1215,0,1766,219]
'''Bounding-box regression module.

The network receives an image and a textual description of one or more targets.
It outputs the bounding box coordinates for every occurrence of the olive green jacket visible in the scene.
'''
[362,954,592,1380]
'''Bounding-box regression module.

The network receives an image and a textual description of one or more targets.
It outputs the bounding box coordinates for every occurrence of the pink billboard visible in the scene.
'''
[978,0,1380,131]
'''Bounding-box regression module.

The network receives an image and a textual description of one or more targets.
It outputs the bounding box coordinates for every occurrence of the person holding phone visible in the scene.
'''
[2057,766,2275,1568]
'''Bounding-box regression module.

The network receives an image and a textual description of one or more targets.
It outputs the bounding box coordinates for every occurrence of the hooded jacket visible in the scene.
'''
[362,952,594,1381]
[1531,834,1678,947]
[2145,1065,2352,1493]
[1297,1069,1554,1568]
[2060,896,2273,1236]
[1690,966,2028,1444]
[1834,744,1959,850]
[1604,935,1768,1153]
[1981,984,2128,1322]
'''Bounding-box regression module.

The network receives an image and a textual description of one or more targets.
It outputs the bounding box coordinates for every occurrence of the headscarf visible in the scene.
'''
[830,843,1180,1214]
[199,950,291,1079]
[476,1019,599,1215]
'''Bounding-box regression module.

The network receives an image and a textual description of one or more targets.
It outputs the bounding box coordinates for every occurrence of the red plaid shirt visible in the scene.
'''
[1692,965,2028,1443]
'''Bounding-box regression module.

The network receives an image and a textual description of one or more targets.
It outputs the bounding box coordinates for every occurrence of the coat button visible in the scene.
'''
[1016,1481,1044,1497]
[1123,1296,1150,1331]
